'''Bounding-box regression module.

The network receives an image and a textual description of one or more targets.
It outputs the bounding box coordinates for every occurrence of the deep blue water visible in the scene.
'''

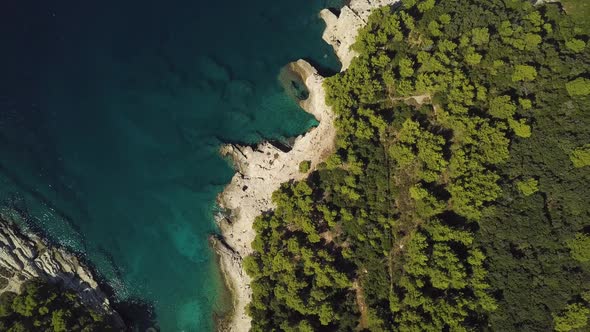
[0,0,341,330]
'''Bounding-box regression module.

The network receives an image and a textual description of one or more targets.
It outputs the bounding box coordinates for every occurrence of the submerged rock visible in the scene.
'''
[278,64,310,101]
[196,55,232,82]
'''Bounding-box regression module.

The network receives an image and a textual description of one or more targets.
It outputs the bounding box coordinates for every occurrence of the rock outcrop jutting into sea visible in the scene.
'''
[214,1,399,331]
[321,0,400,71]
[0,209,124,327]
[214,59,334,332]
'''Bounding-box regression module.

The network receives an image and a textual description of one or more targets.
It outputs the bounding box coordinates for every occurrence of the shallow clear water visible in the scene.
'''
[0,0,341,330]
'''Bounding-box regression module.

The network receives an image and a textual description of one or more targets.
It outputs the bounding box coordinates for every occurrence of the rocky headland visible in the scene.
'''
[0,208,124,328]
[213,1,399,331]
[213,59,334,332]
[321,0,400,71]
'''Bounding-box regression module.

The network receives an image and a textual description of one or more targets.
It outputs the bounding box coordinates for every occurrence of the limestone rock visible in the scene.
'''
[215,1,399,331]
[0,210,124,328]
[215,59,334,332]
[321,0,400,71]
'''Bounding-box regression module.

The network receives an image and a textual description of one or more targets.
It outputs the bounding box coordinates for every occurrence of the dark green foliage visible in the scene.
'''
[570,144,590,167]
[553,302,590,332]
[0,279,117,331]
[298,160,311,173]
[246,181,356,332]
[566,78,590,96]
[567,233,590,263]
[247,0,590,330]
[561,0,590,29]
[516,178,539,196]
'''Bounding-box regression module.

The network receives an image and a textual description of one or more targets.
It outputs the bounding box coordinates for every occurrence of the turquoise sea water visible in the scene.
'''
[0,1,342,330]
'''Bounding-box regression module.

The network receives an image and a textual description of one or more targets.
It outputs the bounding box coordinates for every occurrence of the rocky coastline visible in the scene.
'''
[321,0,401,71]
[214,59,334,332]
[213,1,399,331]
[0,208,125,329]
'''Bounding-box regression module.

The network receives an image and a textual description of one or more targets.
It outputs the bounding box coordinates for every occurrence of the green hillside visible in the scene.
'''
[245,0,590,331]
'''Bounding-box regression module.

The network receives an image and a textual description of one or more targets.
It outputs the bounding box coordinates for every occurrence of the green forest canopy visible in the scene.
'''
[245,0,590,331]
[0,279,118,332]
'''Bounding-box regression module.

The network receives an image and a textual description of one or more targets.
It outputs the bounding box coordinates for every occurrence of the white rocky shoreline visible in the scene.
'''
[0,208,125,328]
[212,1,399,331]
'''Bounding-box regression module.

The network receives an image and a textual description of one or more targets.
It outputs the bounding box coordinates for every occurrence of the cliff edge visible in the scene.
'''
[321,0,400,71]
[0,209,124,328]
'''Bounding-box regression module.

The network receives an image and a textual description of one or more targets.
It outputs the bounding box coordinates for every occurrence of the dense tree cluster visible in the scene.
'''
[0,279,118,331]
[246,0,589,331]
